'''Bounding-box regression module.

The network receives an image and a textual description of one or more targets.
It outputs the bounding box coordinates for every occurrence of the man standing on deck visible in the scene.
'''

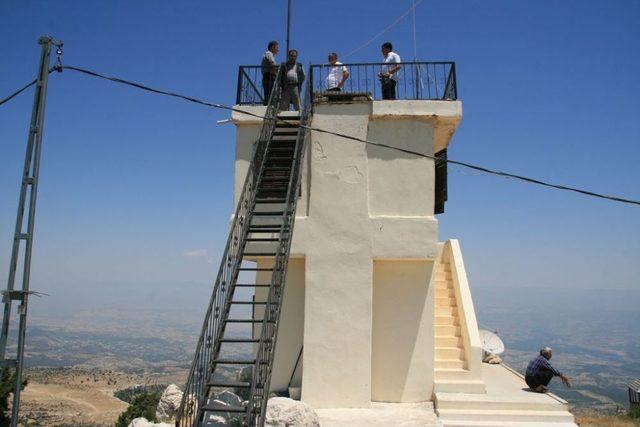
[325,52,350,92]
[261,41,279,105]
[525,347,571,393]
[280,49,305,111]
[379,42,401,100]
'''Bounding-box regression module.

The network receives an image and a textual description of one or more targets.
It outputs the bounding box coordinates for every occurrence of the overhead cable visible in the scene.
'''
[0,68,57,107]
[342,0,425,60]
[49,64,640,207]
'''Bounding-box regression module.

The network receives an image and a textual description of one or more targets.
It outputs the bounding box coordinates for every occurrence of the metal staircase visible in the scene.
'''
[177,72,312,426]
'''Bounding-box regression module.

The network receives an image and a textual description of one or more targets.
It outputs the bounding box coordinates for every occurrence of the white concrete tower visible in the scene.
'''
[231,96,478,406]
[231,90,578,427]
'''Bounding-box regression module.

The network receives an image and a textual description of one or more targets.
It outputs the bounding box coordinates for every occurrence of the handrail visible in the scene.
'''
[310,61,457,101]
[444,239,482,380]
[176,67,283,426]
[237,61,458,105]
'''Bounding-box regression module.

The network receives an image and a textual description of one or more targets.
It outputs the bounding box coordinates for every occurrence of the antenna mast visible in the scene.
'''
[286,0,292,54]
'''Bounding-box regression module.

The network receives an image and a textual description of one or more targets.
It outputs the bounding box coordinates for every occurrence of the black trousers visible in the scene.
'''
[262,74,276,105]
[525,367,554,389]
[381,78,397,100]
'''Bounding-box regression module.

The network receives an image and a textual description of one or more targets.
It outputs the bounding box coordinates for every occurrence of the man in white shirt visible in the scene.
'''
[325,52,350,92]
[261,41,279,105]
[379,41,401,100]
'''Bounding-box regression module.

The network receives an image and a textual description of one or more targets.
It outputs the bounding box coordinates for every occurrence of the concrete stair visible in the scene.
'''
[437,409,574,423]
[434,380,486,394]
[433,260,484,394]
[439,421,578,427]
[434,364,578,427]
[435,393,577,426]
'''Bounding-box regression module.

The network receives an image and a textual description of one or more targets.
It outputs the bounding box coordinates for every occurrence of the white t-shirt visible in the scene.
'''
[381,52,401,81]
[325,62,349,89]
[286,64,299,84]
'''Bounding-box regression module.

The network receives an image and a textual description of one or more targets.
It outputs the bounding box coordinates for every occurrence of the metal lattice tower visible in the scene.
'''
[0,36,62,425]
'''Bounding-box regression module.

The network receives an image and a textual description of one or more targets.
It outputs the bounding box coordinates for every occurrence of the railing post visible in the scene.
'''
[236,66,243,105]
[451,62,457,100]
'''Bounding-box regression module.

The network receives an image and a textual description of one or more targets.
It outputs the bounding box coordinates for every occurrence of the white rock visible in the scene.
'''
[206,414,228,426]
[265,397,320,427]
[156,383,184,421]
[215,390,243,407]
[237,366,252,382]
[127,417,173,427]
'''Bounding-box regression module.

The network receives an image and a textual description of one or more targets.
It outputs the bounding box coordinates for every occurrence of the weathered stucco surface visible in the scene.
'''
[232,100,461,409]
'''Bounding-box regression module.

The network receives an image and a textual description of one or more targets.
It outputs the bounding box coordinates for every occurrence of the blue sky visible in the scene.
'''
[1,0,639,315]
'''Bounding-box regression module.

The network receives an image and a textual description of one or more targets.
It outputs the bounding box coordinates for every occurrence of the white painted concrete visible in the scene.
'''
[435,363,577,426]
[230,99,576,425]
[372,260,434,402]
[316,401,438,427]
[255,257,305,392]
[233,100,462,409]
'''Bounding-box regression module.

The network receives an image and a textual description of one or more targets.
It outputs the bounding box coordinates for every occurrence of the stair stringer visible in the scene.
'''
[434,239,485,394]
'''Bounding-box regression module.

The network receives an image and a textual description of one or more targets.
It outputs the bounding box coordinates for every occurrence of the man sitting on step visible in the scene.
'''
[525,347,571,393]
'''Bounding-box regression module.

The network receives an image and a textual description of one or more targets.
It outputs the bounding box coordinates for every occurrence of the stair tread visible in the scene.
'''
[213,358,256,364]
[208,380,251,388]
[243,252,277,256]
[229,301,269,305]
[439,422,577,427]
[218,338,266,343]
[436,392,568,404]
[234,284,271,287]
[437,408,574,415]
[254,200,287,204]
[253,211,287,215]
[202,402,247,412]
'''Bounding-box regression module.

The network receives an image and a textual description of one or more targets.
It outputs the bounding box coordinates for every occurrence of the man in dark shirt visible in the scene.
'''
[525,347,571,393]
[279,49,305,111]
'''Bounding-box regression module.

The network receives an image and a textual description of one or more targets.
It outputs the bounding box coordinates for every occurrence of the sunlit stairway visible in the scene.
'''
[434,259,484,394]
[433,242,577,427]
[200,112,302,422]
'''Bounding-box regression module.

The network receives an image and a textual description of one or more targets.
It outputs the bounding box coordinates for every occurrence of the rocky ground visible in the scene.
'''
[576,415,639,426]
[18,367,188,426]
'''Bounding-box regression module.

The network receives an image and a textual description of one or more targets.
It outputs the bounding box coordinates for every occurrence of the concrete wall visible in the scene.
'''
[299,103,374,408]
[372,260,435,402]
[255,257,306,392]
[232,99,462,409]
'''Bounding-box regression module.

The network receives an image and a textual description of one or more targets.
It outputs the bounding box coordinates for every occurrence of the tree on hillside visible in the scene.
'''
[628,404,640,420]
[0,367,27,427]
[115,391,161,427]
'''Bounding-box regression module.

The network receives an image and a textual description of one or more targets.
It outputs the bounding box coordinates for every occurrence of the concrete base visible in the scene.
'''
[316,402,438,427]
[435,363,578,426]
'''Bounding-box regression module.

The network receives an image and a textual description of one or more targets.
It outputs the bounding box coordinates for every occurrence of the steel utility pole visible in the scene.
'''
[0,35,61,426]
[286,0,292,54]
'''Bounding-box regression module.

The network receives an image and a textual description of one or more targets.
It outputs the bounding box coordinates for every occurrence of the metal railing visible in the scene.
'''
[236,62,457,105]
[237,65,266,105]
[176,68,284,426]
[247,75,312,427]
[310,61,457,101]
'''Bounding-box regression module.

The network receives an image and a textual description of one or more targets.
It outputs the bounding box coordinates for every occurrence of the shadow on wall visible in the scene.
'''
[372,260,434,402]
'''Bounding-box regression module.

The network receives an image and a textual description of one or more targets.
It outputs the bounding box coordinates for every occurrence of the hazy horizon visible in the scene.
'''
[1,2,639,395]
